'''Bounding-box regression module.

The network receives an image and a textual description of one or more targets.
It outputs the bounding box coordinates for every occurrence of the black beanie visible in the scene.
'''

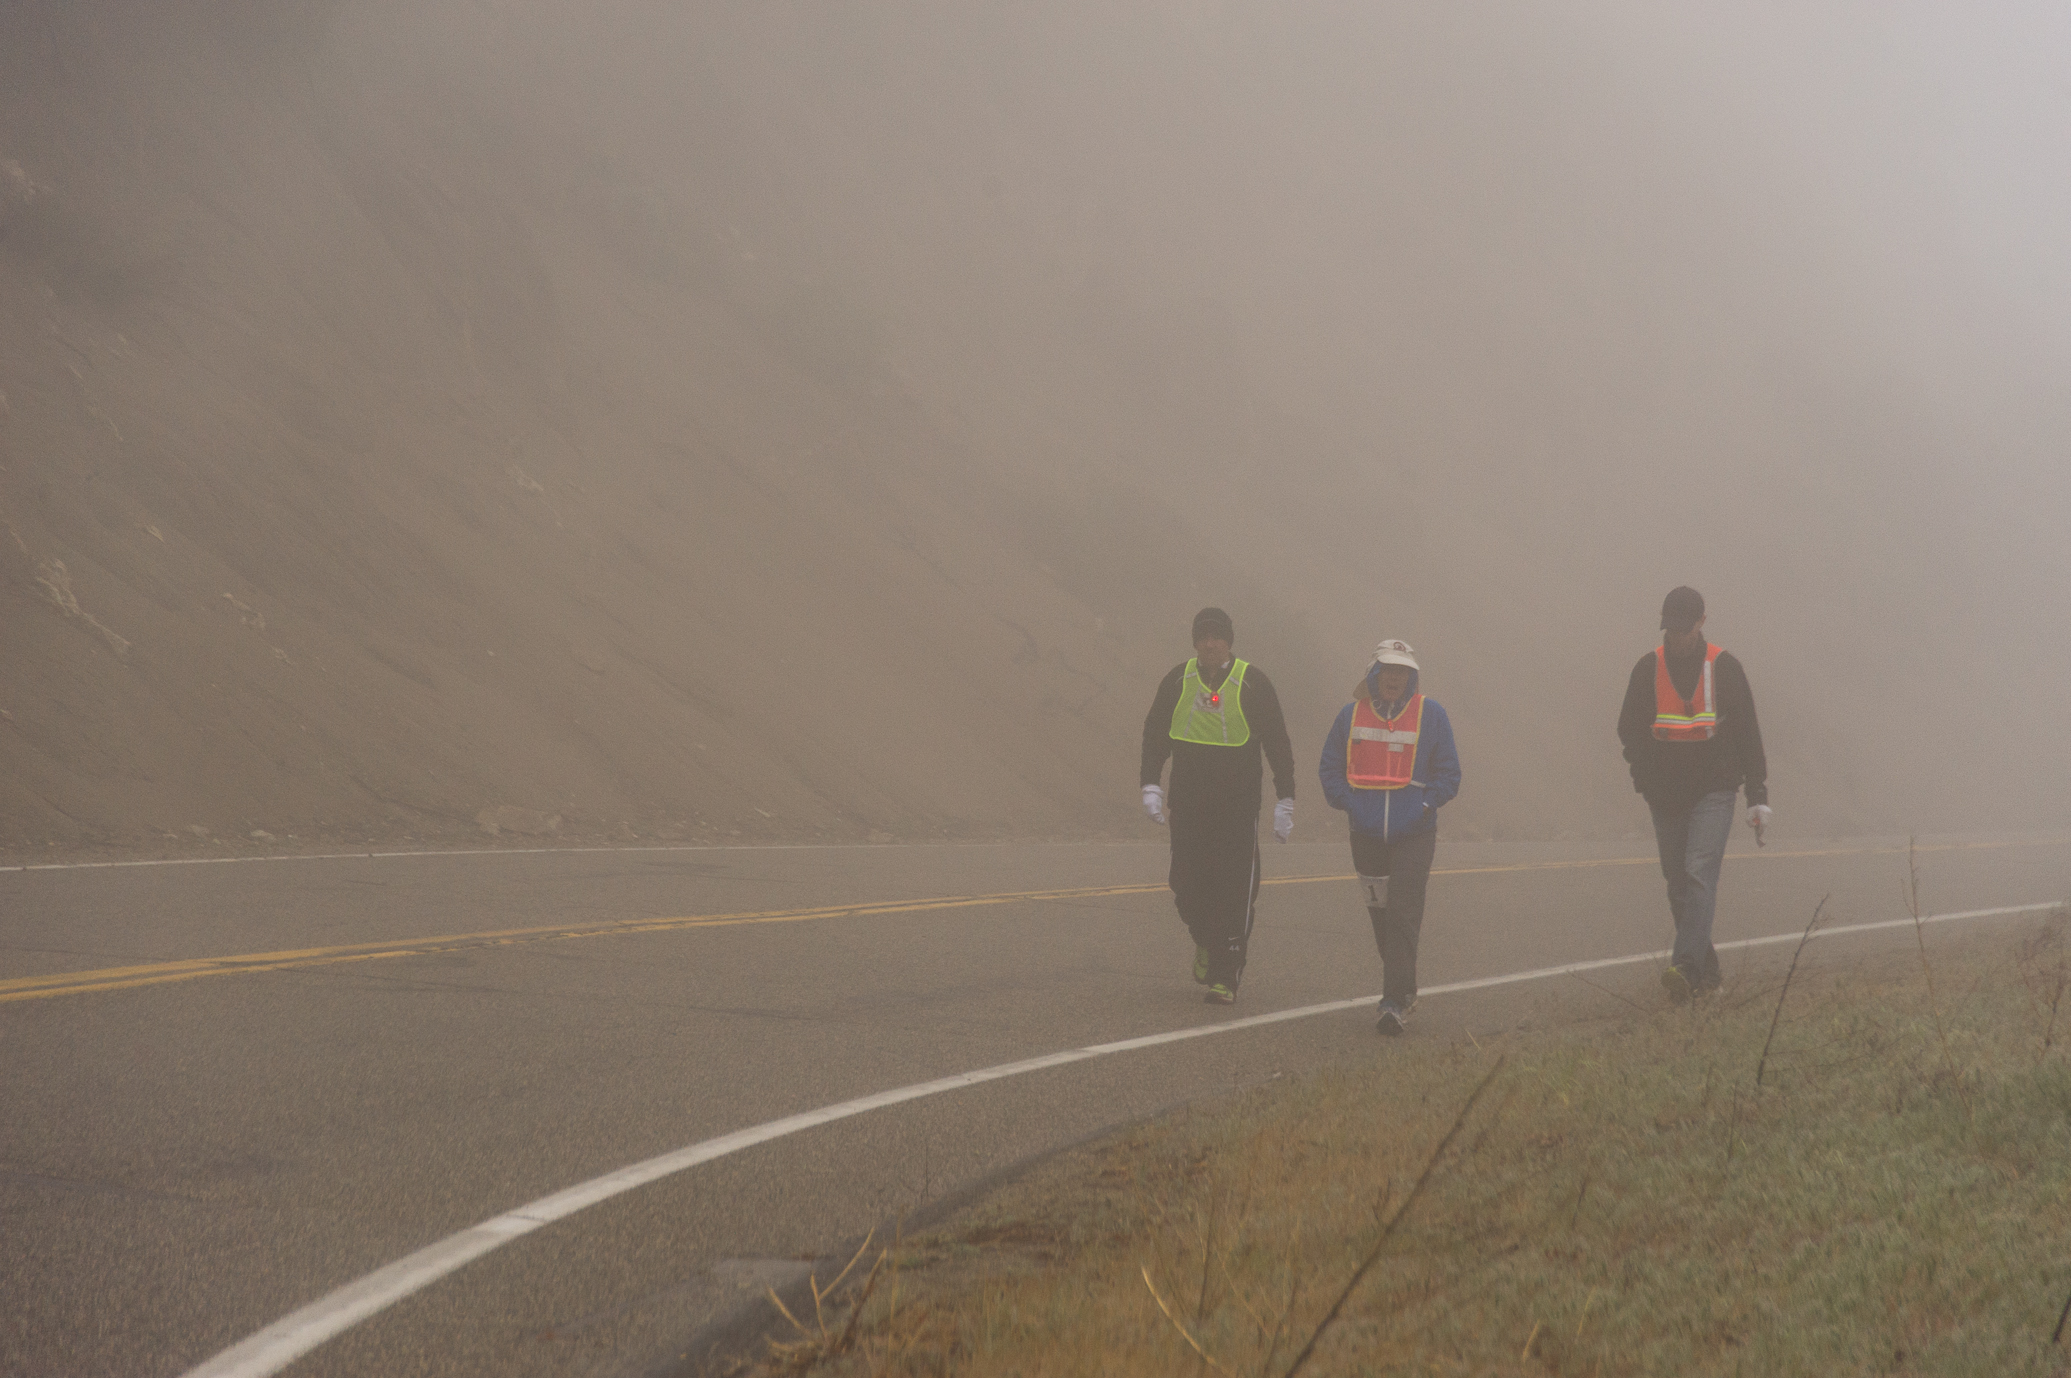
[1191,607,1234,644]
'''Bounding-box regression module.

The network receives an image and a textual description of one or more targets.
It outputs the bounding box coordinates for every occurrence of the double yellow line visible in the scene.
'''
[3,838,2058,1006]
[0,880,1203,1006]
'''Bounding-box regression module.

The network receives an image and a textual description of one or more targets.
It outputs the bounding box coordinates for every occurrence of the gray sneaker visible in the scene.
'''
[1375,999,1406,1036]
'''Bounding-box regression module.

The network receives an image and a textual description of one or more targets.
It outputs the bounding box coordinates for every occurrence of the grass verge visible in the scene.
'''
[742,907,2071,1376]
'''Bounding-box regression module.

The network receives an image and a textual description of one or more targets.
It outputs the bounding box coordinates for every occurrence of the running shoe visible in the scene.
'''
[1375,999,1406,1036]
[1660,964,1693,1004]
[1204,982,1235,1006]
[1193,945,1211,984]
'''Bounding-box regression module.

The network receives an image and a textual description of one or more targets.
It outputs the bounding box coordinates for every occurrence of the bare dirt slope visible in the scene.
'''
[0,4,1336,851]
[3,3,2066,854]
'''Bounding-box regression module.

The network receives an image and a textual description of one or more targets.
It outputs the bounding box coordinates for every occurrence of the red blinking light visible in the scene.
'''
[1209,693,1220,706]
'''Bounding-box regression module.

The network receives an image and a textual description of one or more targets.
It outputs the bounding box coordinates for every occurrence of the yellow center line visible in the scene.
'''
[4,837,2061,1006]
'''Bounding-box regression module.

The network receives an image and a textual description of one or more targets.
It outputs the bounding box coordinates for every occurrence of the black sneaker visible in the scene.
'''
[1661,965,1693,1004]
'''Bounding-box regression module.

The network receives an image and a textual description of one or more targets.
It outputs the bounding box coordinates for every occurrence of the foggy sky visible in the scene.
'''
[444,0,2070,831]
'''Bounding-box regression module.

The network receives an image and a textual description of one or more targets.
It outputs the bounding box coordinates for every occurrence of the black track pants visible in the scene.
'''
[1350,828,1437,1005]
[1168,803,1262,988]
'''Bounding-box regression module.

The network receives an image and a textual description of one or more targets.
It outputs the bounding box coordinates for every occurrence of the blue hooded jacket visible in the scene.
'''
[1318,663,1462,841]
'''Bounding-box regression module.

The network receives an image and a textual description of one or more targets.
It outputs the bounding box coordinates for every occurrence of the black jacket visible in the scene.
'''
[1617,644,1768,811]
[1141,659,1296,814]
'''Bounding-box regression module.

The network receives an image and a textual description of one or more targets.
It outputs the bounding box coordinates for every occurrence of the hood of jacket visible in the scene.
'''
[1356,663,1421,715]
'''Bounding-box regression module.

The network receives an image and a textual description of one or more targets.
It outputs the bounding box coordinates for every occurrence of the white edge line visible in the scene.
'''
[181,898,2064,1378]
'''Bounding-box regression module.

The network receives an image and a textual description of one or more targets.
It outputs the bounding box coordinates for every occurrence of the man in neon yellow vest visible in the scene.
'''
[1140,607,1297,1005]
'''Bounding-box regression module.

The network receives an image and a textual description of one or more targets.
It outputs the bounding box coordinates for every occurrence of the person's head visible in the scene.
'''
[1366,639,1419,705]
[1660,585,1707,654]
[1191,607,1234,667]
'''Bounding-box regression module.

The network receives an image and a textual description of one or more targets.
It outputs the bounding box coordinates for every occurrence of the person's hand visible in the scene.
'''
[1273,797,1295,843]
[1142,784,1167,824]
[1748,803,1772,845]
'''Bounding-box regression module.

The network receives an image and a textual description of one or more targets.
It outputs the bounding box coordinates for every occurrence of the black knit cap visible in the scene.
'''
[1660,585,1706,631]
[1191,606,1235,644]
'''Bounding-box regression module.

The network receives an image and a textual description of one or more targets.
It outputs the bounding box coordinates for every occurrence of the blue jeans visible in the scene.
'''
[1649,789,1736,985]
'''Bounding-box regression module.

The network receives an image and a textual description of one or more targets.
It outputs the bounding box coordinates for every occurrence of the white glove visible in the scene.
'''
[1142,784,1167,824]
[1273,797,1295,843]
[1748,804,1772,844]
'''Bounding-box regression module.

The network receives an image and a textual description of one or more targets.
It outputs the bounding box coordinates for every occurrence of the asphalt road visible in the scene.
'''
[3,831,2066,1377]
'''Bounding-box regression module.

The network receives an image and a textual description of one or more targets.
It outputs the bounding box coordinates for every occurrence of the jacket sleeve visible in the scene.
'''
[1422,701,1461,806]
[1616,655,1657,793]
[1719,654,1769,807]
[1317,705,1355,812]
[1242,668,1297,800]
[1140,664,1185,787]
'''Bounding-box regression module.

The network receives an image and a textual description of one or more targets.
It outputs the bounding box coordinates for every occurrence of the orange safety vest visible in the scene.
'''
[1347,693,1424,790]
[1652,644,1723,741]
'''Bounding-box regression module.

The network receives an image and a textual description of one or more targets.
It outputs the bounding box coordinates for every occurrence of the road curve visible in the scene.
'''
[3,833,2066,1377]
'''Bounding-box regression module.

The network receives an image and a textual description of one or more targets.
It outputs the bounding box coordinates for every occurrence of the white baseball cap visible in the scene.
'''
[1371,639,1420,670]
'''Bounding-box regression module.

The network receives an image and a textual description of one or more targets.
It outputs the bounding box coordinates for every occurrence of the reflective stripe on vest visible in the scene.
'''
[1170,658,1251,747]
[1652,644,1723,741]
[1347,693,1424,789]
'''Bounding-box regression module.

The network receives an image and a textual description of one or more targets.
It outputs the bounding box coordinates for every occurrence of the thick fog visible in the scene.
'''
[1,1,2064,847]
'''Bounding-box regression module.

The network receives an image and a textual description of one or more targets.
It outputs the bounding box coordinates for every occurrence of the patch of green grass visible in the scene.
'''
[758,914,2071,1377]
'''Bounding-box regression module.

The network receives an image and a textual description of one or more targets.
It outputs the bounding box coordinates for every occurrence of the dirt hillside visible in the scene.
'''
[0,3,1340,852]
[2,3,2065,854]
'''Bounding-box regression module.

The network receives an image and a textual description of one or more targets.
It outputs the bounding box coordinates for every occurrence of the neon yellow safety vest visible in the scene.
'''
[1169,658,1251,747]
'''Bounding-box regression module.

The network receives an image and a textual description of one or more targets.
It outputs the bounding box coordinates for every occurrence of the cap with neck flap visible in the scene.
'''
[1364,639,1421,706]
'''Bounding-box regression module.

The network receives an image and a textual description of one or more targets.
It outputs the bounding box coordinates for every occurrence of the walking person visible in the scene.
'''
[1141,607,1297,1005]
[1318,640,1461,1035]
[1618,586,1771,1001]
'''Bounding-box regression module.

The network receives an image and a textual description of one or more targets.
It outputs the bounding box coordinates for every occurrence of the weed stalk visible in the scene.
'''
[1258,1216,1306,1377]
[1279,1054,1508,1378]
[1755,894,1829,1087]
[830,1250,887,1357]
[1566,969,1648,1013]
[1194,1148,1228,1361]
[1142,1264,1234,1375]
[2031,908,2071,1050]
[1904,836,1971,1119]
[763,1228,878,1365]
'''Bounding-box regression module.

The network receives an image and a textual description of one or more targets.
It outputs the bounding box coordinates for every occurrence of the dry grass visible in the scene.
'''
[751,909,2071,1377]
